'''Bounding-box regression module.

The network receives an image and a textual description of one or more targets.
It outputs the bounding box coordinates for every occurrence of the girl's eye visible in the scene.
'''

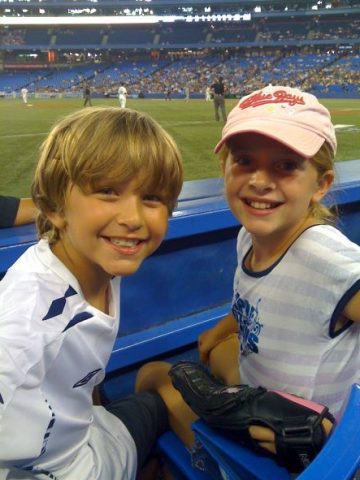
[276,160,301,172]
[233,156,251,167]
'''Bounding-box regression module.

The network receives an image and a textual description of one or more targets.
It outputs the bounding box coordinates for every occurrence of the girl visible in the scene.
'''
[136,85,360,466]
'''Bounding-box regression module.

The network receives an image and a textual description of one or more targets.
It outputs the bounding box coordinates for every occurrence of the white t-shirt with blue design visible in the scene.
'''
[0,240,137,480]
[232,224,360,418]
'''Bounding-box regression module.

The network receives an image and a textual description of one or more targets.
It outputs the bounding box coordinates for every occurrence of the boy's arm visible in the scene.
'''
[343,290,360,323]
[198,312,238,365]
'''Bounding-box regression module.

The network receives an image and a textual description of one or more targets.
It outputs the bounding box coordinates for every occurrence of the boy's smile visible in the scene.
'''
[223,133,333,252]
[49,179,169,294]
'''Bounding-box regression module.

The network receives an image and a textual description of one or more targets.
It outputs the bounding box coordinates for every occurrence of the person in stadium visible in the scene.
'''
[184,86,190,101]
[211,76,227,122]
[135,85,360,473]
[0,106,183,480]
[83,83,92,107]
[0,195,37,228]
[165,87,172,101]
[118,82,128,108]
[205,85,212,101]
[21,87,29,104]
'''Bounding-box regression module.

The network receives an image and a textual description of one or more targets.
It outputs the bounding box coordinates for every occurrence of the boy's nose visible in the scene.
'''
[115,197,143,230]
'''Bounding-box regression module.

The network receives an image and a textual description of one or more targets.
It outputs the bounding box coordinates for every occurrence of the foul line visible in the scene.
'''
[0,132,48,139]
[1,120,217,139]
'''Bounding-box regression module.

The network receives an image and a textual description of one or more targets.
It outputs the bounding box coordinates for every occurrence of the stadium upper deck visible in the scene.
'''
[1,0,359,19]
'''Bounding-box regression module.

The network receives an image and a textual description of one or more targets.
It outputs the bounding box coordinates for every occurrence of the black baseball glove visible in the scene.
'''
[169,361,335,472]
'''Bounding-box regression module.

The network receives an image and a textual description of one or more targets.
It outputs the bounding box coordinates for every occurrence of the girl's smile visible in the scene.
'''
[242,196,283,215]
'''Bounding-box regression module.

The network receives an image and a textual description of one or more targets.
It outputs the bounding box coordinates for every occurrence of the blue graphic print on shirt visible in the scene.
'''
[232,293,263,356]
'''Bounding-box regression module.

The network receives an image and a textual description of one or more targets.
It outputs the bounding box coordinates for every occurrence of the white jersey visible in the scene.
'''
[205,87,211,101]
[118,86,127,108]
[232,225,360,418]
[118,86,127,99]
[21,88,28,102]
[0,240,137,480]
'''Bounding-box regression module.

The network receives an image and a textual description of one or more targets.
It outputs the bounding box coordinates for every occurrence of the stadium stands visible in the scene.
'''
[0,0,359,98]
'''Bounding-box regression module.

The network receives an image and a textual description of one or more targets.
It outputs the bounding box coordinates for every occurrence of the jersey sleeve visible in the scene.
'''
[0,196,20,228]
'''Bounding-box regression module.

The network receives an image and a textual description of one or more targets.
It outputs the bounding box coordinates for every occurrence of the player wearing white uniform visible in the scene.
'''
[118,83,127,108]
[205,86,211,101]
[21,87,28,104]
[0,107,183,480]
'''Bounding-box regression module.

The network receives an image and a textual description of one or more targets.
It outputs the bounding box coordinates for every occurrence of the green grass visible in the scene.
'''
[0,97,359,197]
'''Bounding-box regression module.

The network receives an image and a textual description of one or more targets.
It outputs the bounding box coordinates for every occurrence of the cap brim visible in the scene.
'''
[214,121,325,157]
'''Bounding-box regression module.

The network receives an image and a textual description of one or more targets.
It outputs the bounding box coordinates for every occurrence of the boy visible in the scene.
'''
[0,107,183,480]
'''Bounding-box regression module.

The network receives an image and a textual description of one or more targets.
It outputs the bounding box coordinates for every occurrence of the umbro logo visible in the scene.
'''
[73,369,102,388]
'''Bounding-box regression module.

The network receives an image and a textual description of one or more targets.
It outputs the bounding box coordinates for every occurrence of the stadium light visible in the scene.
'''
[0,13,251,25]
[0,15,183,25]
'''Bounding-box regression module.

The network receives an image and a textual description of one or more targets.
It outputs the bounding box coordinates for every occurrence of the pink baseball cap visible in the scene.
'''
[214,85,337,157]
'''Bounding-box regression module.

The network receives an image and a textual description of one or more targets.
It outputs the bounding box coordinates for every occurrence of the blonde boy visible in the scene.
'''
[0,107,183,480]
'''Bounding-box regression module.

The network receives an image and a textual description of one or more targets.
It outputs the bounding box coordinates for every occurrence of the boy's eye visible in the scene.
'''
[143,194,164,204]
[97,187,116,195]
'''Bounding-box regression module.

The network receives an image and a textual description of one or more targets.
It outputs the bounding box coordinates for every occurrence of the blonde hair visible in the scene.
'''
[32,107,183,243]
[219,140,336,224]
[308,141,336,224]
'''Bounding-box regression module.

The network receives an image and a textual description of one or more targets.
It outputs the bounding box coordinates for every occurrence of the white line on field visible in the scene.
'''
[0,132,47,139]
[0,121,216,138]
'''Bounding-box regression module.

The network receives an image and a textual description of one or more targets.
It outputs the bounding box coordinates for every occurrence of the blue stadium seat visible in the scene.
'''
[158,432,212,480]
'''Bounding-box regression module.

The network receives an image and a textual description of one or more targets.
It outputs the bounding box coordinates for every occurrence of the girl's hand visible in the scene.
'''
[198,313,239,365]
[198,329,219,365]
[249,417,334,455]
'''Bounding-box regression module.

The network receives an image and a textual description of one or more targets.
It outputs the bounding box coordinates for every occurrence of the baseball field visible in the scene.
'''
[0,96,359,197]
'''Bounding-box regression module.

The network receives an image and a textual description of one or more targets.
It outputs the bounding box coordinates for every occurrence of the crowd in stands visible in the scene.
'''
[0,3,359,99]
[0,28,26,46]
[0,46,358,99]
